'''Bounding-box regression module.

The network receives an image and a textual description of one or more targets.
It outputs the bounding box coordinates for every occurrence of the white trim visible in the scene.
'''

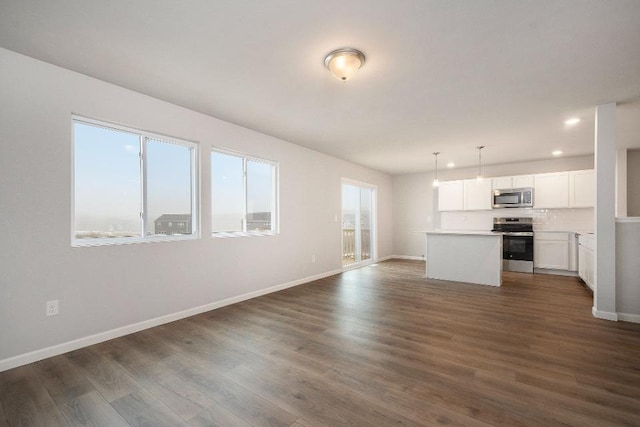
[0,267,342,373]
[389,255,424,261]
[592,307,618,321]
[615,217,640,223]
[210,148,279,235]
[618,312,640,324]
[71,115,200,247]
[533,268,578,277]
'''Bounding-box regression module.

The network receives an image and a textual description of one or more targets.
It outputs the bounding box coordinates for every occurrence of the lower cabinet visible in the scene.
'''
[578,234,595,290]
[534,232,577,271]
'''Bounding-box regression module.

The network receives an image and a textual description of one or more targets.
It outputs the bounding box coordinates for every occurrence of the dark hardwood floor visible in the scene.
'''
[2,259,640,426]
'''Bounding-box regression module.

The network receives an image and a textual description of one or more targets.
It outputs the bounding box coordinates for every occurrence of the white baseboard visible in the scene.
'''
[592,307,619,321]
[0,267,343,373]
[533,268,578,277]
[618,312,640,324]
[389,255,424,261]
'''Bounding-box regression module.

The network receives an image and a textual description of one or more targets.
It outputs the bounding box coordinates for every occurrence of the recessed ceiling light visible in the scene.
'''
[447,162,455,168]
[564,118,580,125]
[552,150,563,156]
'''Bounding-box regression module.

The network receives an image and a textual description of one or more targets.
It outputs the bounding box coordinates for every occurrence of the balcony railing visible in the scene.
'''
[343,228,371,265]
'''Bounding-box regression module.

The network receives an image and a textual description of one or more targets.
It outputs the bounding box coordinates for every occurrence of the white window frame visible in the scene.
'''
[71,115,200,247]
[211,147,279,238]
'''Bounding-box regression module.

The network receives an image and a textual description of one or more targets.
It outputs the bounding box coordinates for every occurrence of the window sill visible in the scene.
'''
[72,234,199,248]
[212,231,278,239]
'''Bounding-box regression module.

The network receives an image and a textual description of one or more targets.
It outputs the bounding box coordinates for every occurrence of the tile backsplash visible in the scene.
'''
[440,208,594,234]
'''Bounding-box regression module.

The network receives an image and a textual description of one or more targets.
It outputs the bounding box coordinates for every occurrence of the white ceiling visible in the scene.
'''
[1,0,639,174]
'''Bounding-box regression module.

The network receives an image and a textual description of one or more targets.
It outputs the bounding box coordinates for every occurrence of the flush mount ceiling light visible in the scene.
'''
[552,150,563,156]
[447,162,455,168]
[476,146,485,182]
[432,152,440,187]
[324,48,366,81]
[564,118,581,126]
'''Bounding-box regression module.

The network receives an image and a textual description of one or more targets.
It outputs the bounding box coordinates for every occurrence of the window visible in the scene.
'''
[211,149,278,236]
[73,117,198,246]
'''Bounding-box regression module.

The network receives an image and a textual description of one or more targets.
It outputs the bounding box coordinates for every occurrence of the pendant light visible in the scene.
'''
[476,146,485,182]
[432,152,440,187]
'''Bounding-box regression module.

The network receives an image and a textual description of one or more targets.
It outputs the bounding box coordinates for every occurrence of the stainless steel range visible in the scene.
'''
[492,217,534,273]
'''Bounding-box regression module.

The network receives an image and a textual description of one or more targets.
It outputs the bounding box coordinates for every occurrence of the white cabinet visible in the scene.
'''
[439,169,592,212]
[491,175,533,190]
[492,176,512,190]
[570,170,594,208]
[578,234,595,290]
[534,172,569,208]
[438,180,464,211]
[464,179,492,210]
[534,232,570,270]
[513,175,534,188]
[567,232,578,272]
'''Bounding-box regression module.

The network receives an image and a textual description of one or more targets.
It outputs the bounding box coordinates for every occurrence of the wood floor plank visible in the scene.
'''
[0,400,9,427]
[111,389,187,427]
[65,347,140,403]
[59,390,129,427]
[187,404,252,427]
[2,260,640,427]
[32,355,96,405]
[0,365,69,426]
[160,355,298,427]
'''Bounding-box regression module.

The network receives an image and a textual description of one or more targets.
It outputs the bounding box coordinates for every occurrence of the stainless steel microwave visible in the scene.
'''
[493,188,534,208]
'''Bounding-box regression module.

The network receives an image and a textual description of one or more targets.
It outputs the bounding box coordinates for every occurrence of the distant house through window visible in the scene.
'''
[211,149,278,236]
[72,117,198,246]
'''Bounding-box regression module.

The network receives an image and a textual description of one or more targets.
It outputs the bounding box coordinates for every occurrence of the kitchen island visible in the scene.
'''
[425,231,502,286]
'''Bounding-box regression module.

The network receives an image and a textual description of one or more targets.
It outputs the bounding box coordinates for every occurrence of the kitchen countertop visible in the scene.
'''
[423,230,501,236]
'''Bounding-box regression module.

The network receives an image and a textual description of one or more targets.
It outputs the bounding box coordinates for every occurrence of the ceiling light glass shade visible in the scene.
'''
[432,178,440,187]
[324,48,365,81]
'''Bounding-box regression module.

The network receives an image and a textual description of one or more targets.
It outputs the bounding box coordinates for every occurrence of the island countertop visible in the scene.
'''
[424,230,500,236]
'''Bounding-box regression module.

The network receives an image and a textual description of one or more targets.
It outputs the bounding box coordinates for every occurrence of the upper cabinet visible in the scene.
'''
[513,174,534,188]
[492,176,512,190]
[464,179,492,210]
[492,175,534,190]
[491,175,533,190]
[534,172,569,208]
[569,169,595,208]
[439,169,593,212]
[438,180,464,211]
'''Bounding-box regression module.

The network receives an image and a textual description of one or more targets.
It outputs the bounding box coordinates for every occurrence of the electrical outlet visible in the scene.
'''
[46,300,59,317]
[311,254,316,263]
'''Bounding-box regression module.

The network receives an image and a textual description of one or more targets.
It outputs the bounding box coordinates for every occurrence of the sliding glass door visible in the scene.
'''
[342,182,375,267]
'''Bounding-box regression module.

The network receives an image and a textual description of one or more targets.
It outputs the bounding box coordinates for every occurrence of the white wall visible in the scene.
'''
[616,219,640,321]
[627,149,640,216]
[0,48,393,365]
[392,156,594,257]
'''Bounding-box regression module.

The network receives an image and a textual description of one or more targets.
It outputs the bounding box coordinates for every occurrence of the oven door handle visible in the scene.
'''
[501,232,534,237]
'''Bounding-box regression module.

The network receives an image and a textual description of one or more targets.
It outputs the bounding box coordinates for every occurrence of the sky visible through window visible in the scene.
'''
[211,151,274,232]
[74,122,193,238]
